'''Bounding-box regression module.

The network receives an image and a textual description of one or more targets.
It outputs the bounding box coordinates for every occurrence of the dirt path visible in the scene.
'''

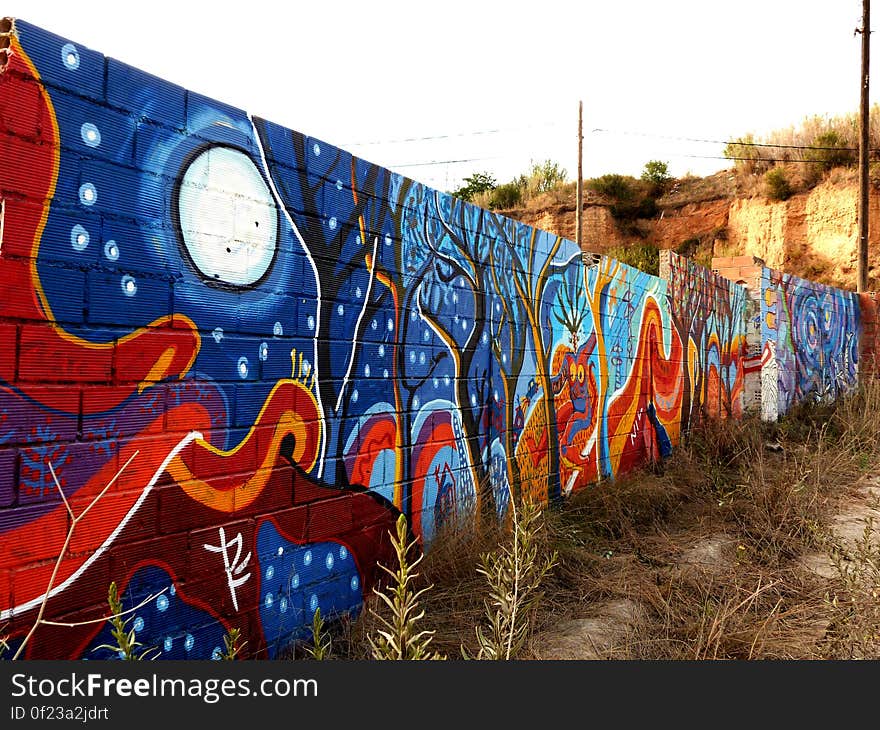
[532,469,880,660]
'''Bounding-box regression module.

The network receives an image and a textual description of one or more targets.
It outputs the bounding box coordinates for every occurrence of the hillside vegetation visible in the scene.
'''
[453,108,880,289]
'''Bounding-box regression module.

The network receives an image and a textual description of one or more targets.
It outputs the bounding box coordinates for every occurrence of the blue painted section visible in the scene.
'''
[256,521,362,658]
[86,566,227,660]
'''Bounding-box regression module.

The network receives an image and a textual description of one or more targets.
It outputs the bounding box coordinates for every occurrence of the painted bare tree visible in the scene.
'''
[665,254,711,434]
[581,254,621,480]
[417,190,496,525]
[254,120,395,486]
[363,180,451,520]
[712,279,746,419]
[486,226,529,502]
[492,217,567,502]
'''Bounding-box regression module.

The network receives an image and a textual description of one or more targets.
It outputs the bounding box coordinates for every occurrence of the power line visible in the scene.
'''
[591,127,875,152]
[389,155,504,169]
[342,120,563,147]
[388,148,856,176]
[356,122,871,178]
[672,152,852,164]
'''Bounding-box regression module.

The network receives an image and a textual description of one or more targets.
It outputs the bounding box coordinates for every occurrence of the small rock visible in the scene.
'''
[534,599,644,660]
[680,534,737,574]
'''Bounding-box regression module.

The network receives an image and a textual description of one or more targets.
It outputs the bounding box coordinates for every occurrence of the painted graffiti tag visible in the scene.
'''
[203,527,252,612]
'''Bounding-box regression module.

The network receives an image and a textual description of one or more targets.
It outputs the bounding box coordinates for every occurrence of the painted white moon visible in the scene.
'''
[178,146,277,286]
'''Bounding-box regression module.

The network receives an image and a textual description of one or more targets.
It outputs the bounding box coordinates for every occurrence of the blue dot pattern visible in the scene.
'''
[86,566,227,660]
[256,522,362,658]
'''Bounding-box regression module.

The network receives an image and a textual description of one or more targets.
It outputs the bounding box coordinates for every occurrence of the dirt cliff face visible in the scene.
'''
[727,197,788,268]
[652,199,729,250]
[726,180,880,287]
[501,175,880,289]
[509,204,630,250]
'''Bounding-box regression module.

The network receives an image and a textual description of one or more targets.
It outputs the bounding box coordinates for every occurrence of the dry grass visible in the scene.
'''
[309,380,880,661]
[331,516,506,659]
[657,171,738,209]
[723,107,880,199]
[531,381,880,659]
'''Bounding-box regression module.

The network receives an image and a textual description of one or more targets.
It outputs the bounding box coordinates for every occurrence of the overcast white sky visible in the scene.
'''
[5,0,874,190]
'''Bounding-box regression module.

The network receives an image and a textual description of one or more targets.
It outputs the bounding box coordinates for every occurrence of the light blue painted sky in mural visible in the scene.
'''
[8,0,873,190]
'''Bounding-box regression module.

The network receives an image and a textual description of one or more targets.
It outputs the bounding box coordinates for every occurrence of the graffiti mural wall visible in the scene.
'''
[759,268,860,420]
[661,251,747,432]
[0,19,590,658]
[0,19,867,659]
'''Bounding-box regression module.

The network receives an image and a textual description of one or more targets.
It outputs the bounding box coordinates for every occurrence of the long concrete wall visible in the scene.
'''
[0,19,866,659]
[712,255,861,420]
[759,268,860,419]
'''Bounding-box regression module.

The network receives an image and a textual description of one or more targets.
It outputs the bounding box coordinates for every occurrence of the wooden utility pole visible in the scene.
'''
[858,0,871,293]
[576,100,583,248]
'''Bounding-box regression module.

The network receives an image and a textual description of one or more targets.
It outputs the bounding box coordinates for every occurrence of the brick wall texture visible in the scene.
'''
[0,19,869,658]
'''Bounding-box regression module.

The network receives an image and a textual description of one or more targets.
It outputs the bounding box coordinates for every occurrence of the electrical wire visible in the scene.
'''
[663,152,856,164]
[342,120,563,147]
[590,127,877,152]
[347,121,873,175]
[389,156,504,169]
[346,122,874,154]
